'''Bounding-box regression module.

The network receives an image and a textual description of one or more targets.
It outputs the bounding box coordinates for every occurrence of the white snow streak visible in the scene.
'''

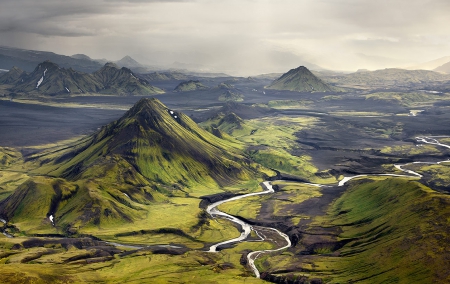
[36,76,44,88]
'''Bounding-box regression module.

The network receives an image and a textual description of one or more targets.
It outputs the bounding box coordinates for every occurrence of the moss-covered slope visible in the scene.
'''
[0,98,264,231]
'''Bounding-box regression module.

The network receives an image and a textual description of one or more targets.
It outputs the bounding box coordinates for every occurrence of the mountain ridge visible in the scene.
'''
[5,61,164,96]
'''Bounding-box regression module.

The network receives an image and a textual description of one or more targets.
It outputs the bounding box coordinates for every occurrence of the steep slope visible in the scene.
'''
[41,98,256,186]
[93,63,164,95]
[260,178,450,283]
[202,112,254,137]
[174,80,209,92]
[267,66,337,92]
[11,61,103,95]
[219,90,244,102]
[0,66,26,84]
[0,98,263,230]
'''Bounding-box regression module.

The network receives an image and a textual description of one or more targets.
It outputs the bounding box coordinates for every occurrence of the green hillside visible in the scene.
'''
[174,80,209,92]
[0,98,267,234]
[258,178,450,283]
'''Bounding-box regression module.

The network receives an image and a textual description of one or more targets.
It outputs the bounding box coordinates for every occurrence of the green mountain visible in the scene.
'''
[0,66,26,84]
[266,66,337,92]
[174,80,209,92]
[93,63,164,95]
[219,90,244,102]
[203,112,253,137]
[0,98,262,231]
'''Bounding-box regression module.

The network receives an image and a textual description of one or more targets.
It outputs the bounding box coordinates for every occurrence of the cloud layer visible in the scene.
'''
[1,0,449,75]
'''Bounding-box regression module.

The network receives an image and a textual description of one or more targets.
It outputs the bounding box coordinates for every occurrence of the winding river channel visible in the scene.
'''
[1,136,449,278]
[205,136,450,278]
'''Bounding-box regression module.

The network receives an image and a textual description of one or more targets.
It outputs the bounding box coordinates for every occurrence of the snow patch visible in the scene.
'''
[65,87,70,93]
[49,215,54,225]
[123,193,130,198]
[36,76,44,88]
[0,218,6,224]
[43,68,47,76]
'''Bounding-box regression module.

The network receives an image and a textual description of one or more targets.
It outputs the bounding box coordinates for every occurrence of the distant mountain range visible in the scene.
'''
[0,46,104,73]
[434,61,450,74]
[406,56,450,72]
[266,66,340,92]
[0,45,159,74]
[0,60,164,96]
[322,68,450,88]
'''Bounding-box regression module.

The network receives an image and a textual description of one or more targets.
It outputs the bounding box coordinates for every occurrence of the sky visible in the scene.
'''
[1,0,450,76]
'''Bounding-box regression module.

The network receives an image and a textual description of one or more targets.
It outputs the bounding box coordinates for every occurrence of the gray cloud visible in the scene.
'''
[1,0,449,74]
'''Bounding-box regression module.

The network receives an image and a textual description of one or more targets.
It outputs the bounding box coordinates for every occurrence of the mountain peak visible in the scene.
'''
[37,60,60,70]
[267,65,338,92]
[126,98,166,116]
[103,62,119,69]
[116,56,142,68]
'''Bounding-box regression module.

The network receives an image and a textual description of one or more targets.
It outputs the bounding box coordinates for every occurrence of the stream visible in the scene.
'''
[206,136,450,278]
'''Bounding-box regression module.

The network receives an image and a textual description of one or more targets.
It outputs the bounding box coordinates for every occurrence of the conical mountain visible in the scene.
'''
[0,66,26,84]
[115,55,143,69]
[0,98,262,231]
[93,63,164,95]
[266,66,337,92]
[11,60,103,95]
[47,98,256,185]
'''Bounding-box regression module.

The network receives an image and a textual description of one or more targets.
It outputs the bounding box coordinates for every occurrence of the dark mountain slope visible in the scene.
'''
[267,66,338,92]
[0,66,26,84]
[93,63,164,95]
[11,61,102,95]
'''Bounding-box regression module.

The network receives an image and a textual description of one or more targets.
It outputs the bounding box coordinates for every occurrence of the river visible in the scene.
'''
[206,136,450,278]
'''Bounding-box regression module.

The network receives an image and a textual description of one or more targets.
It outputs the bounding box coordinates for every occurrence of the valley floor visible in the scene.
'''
[1,87,450,283]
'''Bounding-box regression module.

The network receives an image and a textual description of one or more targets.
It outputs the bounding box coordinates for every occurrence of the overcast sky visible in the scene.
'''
[1,0,449,75]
